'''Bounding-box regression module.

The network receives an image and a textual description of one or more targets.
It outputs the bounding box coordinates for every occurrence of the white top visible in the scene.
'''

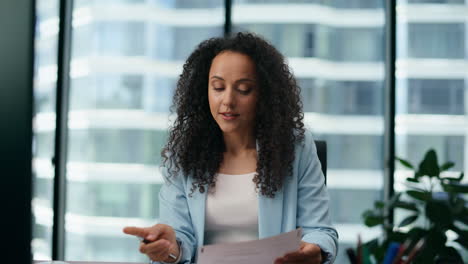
[204,172,259,245]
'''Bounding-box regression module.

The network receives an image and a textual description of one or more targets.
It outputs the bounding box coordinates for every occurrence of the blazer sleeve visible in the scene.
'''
[297,130,339,264]
[156,166,197,264]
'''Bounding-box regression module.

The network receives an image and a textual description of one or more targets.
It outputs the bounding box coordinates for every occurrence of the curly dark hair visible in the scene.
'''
[162,32,305,198]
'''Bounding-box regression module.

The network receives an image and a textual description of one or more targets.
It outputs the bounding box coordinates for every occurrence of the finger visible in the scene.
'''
[275,256,310,264]
[145,240,171,261]
[283,253,321,264]
[123,226,148,238]
[141,239,170,255]
[149,243,171,261]
[283,252,308,262]
[284,247,321,262]
[274,257,284,264]
[145,226,164,241]
[285,243,321,259]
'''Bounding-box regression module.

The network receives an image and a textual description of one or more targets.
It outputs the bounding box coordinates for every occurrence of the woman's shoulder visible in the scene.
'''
[294,128,316,152]
[159,157,190,186]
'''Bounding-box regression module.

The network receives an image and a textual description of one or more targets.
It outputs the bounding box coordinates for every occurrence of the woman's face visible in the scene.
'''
[208,51,258,135]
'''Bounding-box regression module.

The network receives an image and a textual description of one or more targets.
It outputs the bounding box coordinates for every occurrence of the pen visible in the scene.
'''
[138,236,177,261]
[356,234,362,264]
[392,238,411,264]
[346,247,358,264]
[402,238,425,264]
[382,242,400,264]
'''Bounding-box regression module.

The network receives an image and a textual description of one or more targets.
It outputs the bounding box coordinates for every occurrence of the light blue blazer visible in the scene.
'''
[157,130,338,263]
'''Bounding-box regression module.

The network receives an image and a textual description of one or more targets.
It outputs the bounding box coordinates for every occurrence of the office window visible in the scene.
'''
[172,27,224,60]
[32,0,223,261]
[32,0,468,263]
[233,1,385,263]
[96,22,147,56]
[407,79,464,115]
[66,0,223,261]
[316,26,384,62]
[233,24,310,58]
[395,2,468,256]
[67,129,166,164]
[151,26,223,61]
[304,30,315,57]
[32,0,60,260]
[66,182,161,218]
[300,79,383,115]
[152,0,224,9]
[407,0,465,3]
[235,23,384,61]
[398,135,464,171]
[408,23,465,59]
[238,0,383,9]
[320,134,384,170]
[70,74,144,110]
[329,189,382,224]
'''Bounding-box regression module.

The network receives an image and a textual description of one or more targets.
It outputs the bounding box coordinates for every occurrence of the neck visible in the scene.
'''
[222,130,256,155]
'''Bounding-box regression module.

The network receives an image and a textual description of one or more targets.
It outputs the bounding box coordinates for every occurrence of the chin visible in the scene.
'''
[216,123,238,134]
[218,126,237,134]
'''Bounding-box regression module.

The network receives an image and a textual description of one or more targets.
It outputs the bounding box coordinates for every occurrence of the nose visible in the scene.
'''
[222,87,235,107]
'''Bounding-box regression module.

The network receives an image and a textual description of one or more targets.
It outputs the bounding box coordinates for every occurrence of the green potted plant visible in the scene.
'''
[361,149,468,263]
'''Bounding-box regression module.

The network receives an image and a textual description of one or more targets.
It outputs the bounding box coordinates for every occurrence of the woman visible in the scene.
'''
[124,32,338,264]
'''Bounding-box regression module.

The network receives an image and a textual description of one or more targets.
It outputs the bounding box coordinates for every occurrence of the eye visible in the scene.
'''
[238,86,252,95]
[213,87,224,91]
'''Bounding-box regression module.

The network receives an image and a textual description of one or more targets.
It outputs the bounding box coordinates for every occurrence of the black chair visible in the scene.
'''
[314,140,327,185]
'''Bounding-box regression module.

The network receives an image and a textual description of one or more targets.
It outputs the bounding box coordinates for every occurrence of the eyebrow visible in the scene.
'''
[210,75,256,83]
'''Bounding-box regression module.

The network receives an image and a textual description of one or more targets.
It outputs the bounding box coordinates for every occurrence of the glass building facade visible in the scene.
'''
[33,0,468,263]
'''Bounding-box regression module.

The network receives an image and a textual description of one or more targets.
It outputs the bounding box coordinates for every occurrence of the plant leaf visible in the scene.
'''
[374,201,385,209]
[442,182,468,194]
[455,237,468,250]
[406,177,419,183]
[362,209,384,227]
[417,149,440,177]
[415,170,423,179]
[362,209,374,218]
[388,193,402,207]
[452,197,465,215]
[364,215,384,227]
[439,161,455,171]
[364,238,386,263]
[408,227,427,241]
[394,201,419,211]
[436,246,464,263]
[396,157,414,169]
[414,230,446,263]
[386,231,408,244]
[454,212,468,226]
[450,226,468,250]
[426,199,453,228]
[398,214,418,227]
[406,190,430,201]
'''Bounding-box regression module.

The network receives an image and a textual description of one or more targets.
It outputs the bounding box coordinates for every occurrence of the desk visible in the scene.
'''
[34,261,145,264]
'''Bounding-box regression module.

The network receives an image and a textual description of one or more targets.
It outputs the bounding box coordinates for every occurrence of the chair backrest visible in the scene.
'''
[314,140,327,185]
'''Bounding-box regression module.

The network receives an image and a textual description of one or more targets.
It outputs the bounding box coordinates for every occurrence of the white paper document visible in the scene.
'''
[196,228,302,264]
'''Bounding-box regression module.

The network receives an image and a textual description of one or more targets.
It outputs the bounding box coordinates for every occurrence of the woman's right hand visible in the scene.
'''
[123,223,180,263]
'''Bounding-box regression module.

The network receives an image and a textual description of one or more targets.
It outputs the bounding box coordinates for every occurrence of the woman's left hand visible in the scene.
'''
[274,241,322,264]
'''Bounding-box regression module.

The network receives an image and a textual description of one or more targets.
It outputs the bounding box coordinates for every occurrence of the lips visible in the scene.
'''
[220,112,239,120]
